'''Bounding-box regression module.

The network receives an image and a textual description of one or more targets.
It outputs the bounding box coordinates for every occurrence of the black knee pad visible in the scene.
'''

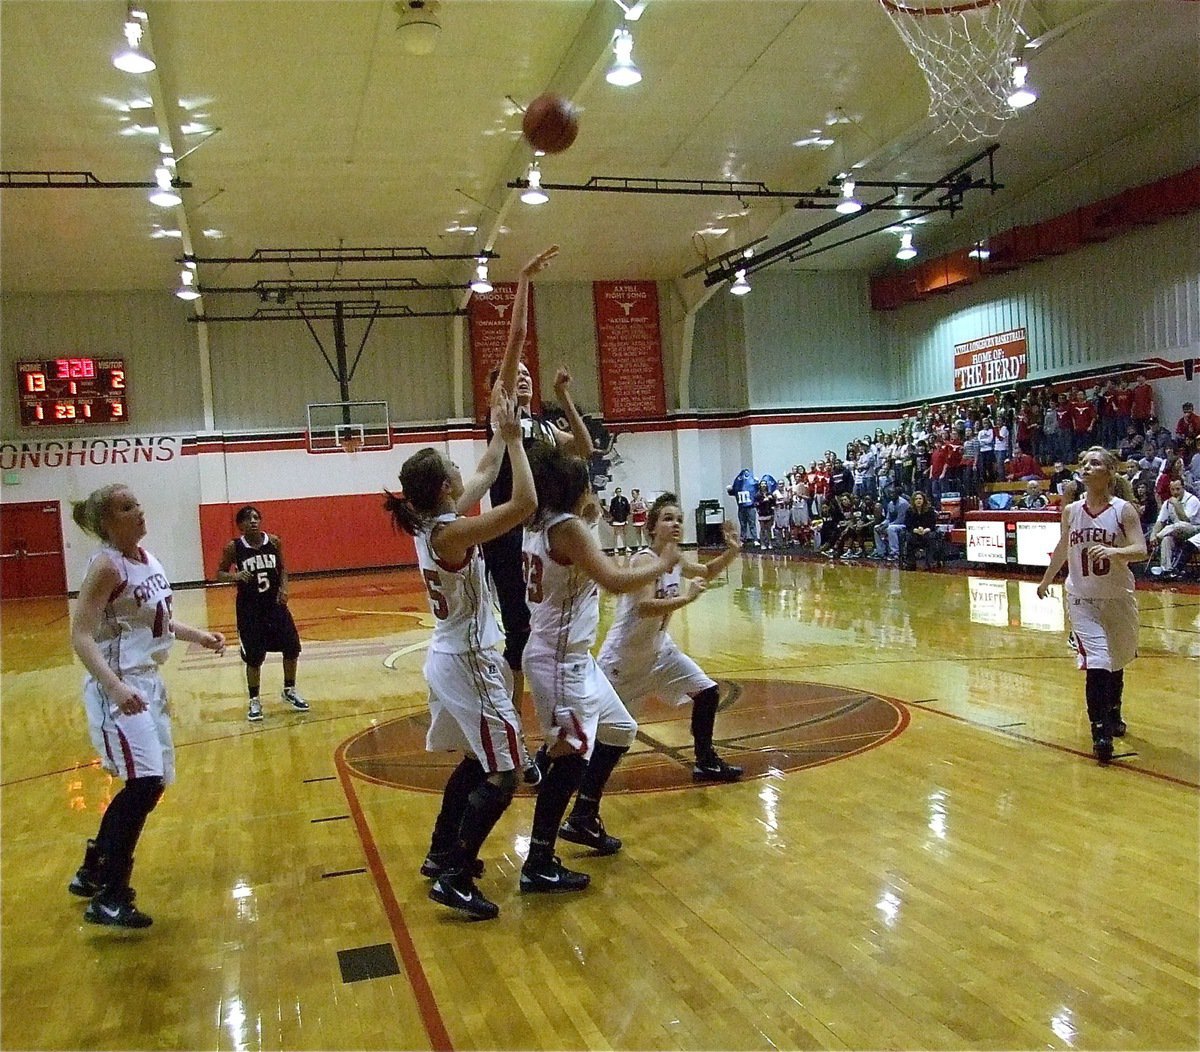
[469,777,515,820]
[693,684,720,708]
[126,776,165,815]
[503,629,530,671]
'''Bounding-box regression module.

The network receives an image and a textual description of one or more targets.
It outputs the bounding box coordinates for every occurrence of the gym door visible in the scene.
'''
[0,500,68,599]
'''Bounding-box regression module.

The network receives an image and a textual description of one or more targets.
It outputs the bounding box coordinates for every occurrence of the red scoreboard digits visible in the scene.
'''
[16,358,129,426]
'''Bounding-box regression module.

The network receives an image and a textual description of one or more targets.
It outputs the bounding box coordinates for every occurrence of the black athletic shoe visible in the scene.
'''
[1093,736,1114,766]
[693,753,743,782]
[84,888,152,929]
[419,853,484,880]
[1110,719,1127,737]
[69,839,103,898]
[519,856,590,894]
[429,872,499,921]
[523,756,544,790]
[559,814,622,855]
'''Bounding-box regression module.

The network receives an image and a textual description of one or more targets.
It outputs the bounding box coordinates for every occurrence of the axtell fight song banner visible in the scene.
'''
[593,281,666,421]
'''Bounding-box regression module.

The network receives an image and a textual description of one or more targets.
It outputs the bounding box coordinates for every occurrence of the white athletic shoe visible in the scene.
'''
[247,698,263,722]
[282,688,310,712]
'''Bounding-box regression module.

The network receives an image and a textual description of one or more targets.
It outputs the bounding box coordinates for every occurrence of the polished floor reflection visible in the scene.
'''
[2,555,1197,1050]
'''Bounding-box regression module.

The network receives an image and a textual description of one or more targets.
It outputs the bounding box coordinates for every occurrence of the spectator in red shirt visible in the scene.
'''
[929,438,949,508]
[1130,374,1154,427]
[1176,401,1199,443]
[1070,388,1096,460]
[1006,444,1042,481]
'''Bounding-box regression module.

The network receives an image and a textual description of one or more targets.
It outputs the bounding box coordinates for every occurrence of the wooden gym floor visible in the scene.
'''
[1,555,1197,1051]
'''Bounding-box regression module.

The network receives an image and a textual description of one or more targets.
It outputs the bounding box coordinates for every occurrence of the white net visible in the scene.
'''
[881,0,1028,143]
[306,401,391,454]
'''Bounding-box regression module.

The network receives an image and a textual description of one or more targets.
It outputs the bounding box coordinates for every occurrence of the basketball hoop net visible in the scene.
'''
[880,0,1028,143]
[340,435,364,455]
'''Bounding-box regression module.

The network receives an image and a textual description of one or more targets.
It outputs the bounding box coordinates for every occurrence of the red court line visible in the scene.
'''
[334,739,453,1052]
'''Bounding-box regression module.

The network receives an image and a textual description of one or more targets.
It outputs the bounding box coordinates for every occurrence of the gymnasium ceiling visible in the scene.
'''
[1,0,1198,311]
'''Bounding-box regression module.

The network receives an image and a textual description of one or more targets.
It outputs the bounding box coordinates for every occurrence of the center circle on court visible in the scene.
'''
[341,679,908,793]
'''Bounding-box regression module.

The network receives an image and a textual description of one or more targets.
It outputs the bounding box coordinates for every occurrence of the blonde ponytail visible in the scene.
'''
[71,484,126,541]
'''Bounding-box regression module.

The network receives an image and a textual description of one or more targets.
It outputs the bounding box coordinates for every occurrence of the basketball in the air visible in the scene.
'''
[522,94,579,154]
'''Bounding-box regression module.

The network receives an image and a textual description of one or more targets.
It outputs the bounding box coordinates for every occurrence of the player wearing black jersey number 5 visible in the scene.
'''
[216,506,308,722]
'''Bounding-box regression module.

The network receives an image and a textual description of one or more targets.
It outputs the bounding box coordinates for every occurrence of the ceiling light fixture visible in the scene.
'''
[835,179,862,215]
[1007,63,1037,109]
[175,269,200,301]
[793,130,836,148]
[968,243,990,260]
[113,10,155,74]
[520,164,549,205]
[395,1,441,56]
[729,269,751,296]
[896,230,917,260]
[606,25,642,87]
[149,166,181,207]
[469,258,493,294]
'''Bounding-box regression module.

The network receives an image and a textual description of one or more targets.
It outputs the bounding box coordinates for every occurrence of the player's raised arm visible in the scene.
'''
[495,245,559,398]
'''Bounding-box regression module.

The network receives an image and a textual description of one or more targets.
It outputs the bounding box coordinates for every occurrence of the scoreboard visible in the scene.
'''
[16,358,128,427]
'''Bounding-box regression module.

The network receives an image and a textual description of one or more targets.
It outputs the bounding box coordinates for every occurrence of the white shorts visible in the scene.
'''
[523,646,637,759]
[424,648,524,773]
[790,504,810,527]
[774,509,791,531]
[84,672,175,785]
[1067,591,1139,672]
[598,638,715,714]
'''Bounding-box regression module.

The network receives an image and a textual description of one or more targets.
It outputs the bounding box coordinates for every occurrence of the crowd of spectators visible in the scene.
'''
[733,373,1200,575]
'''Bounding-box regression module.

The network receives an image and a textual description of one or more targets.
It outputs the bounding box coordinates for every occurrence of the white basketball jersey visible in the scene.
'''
[523,513,599,656]
[598,556,679,666]
[415,513,502,654]
[89,545,174,676]
[1065,497,1135,599]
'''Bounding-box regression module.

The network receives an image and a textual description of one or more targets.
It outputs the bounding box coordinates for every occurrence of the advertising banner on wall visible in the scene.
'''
[593,280,666,421]
[953,328,1028,392]
[468,283,540,423]
[966,519,1007,563]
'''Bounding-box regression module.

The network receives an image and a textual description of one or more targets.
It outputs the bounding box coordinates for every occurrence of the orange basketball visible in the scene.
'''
[522,94,579,154]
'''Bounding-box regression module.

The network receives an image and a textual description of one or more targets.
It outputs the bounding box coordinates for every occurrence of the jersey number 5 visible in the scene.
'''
[422,569,449,619]
[523,553,545,604]
[255,571,270,593]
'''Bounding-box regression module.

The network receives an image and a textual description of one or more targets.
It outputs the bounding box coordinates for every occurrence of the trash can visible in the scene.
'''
[695,499,724,547]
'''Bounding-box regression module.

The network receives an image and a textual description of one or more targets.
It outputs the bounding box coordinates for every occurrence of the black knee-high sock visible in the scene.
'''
[690,685,721,759]
[428,757,486,857]
[571,743,628,820]
[448,780,513,870]
[1084,669,1112,733]
[1110,669,1125,717]
[95,777,164,891]
[529,754,585,862]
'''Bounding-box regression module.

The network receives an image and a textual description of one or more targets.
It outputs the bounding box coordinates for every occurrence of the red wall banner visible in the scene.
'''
[953,328,1028,392]
[468,283,540,422]
[594,281,666,420]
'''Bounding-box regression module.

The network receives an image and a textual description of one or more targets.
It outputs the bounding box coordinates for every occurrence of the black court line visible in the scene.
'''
[322,867,368,879]
[908,697,937,704]
[304,775,338,783]
[995,722,1026,728]
[311,814,351,823]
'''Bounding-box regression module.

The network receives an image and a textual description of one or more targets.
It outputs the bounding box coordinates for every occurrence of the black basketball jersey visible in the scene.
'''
[234,535,283,612]
[487,412,557,507]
